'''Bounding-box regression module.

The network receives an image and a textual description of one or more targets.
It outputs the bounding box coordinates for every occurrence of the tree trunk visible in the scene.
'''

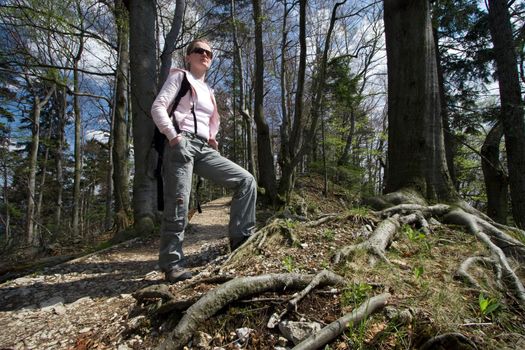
[433,27,457,189]
[35,137,50,237]
[232,0,255,176]
[112,0,132,231]
[157,0,185,88]
[383,0,456,202]
[72,31,85,237]
[481,122,508,224]
[55,87,66,228]
[487,0,525,229]
[279,0,307,203]
[126,0,158,234]
[252,0,278,204]
[25,84,55,247]
[279,0,345,203]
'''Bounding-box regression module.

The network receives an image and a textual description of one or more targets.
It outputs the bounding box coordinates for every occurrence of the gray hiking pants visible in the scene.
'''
[159,133,257,272]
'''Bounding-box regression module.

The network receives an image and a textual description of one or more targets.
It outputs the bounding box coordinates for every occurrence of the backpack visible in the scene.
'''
[153,72,191,211]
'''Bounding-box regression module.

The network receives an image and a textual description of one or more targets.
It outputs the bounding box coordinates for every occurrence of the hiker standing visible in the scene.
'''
[151,39,257,283]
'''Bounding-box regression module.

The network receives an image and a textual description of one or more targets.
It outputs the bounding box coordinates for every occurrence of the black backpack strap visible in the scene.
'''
[168,72,191,134]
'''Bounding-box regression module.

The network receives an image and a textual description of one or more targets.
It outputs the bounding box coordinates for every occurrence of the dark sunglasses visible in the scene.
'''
[191,47,213,59]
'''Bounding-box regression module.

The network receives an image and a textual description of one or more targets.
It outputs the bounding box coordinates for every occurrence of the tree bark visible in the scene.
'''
[112,0,132,231]
[487,0,525,229]
[232,0,255,176]
[252,0,278,204]
[383,0,456,202]
[72,25,84,237]
[126,0,158,234]
[157,0,185,89]
[481,122,508,224]
[55,87,66,228]
[25,82,55,247]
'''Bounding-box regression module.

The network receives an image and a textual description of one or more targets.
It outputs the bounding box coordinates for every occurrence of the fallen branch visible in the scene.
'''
[291,293,391,350]
[159,272,346,350]
[303,214,339,227]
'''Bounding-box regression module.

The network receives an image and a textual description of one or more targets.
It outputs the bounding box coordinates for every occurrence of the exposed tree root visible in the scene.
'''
[344,190,525,306]
[267,270,346,328]
[159,272,345,350]
[222,219,300,269]
[333,216,400,265]
[420,332,478,350]
[291,293,391,350]
[455,256,502,291]
[443,210,525,304]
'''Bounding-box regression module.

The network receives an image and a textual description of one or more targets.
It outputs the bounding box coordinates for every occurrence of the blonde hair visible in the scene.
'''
[184,39,211,70]
[186,39,211,56]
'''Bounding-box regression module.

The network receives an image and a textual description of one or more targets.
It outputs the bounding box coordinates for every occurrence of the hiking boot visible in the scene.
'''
[165,268,192,283]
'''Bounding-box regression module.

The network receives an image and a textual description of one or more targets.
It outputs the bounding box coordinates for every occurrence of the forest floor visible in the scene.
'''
[1,177,525,349]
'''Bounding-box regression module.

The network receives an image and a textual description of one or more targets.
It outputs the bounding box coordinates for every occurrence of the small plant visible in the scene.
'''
[478,293,500,318]
[341,282,373,307]
[284,219,297,229]
[282,255,295,272]
[322,229,335,241]
[413,266,424,279]
[403,224,426,242]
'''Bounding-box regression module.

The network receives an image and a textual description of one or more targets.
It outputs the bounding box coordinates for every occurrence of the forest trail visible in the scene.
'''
[0,197,232,350]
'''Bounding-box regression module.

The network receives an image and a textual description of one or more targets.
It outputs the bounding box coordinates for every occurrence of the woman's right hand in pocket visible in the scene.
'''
[169,135,183,147]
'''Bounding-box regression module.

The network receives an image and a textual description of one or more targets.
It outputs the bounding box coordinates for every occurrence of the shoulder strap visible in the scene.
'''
[168,71,191,134]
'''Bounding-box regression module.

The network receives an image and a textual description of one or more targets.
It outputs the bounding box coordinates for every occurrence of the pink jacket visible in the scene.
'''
[151,68,220,144]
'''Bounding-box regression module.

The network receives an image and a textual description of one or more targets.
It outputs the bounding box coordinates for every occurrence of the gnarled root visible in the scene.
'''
[455,256,502,291]
[291,293,391,350]
[443,209,525,304]
[159,271,345,350]
[333,216,400,265]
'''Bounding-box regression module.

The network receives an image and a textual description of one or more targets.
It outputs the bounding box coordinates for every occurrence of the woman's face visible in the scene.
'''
[186,41,213,72]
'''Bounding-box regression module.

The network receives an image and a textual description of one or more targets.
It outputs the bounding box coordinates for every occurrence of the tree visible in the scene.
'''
[251,0,278,204]
[125,0,158,234]
[383,0,456,201]
[487,0,525,228]
[112,0,132,230]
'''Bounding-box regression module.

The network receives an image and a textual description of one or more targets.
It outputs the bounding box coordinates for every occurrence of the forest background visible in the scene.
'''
[0,0,524,257]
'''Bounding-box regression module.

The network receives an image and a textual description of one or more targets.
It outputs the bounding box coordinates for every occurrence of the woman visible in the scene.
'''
[151,39,256,283]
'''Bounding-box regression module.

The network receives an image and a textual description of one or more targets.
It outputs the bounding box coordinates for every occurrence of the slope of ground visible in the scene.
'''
[1,180,524,349]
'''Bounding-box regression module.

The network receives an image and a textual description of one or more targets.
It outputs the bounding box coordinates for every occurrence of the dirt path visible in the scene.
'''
[0,197,232,350]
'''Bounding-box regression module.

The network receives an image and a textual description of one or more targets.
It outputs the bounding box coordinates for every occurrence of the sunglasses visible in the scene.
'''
[191,47,213,59]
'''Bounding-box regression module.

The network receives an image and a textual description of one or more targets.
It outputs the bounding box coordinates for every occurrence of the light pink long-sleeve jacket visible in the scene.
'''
[151,68,220,144]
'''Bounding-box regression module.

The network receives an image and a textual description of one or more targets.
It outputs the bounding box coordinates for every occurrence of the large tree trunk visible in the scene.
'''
[252,0,278,204]
[112,0,132,231]
[127,0,158,234]
[383,0,456,201]
[481,122,508,224]
[487,0,525,229]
